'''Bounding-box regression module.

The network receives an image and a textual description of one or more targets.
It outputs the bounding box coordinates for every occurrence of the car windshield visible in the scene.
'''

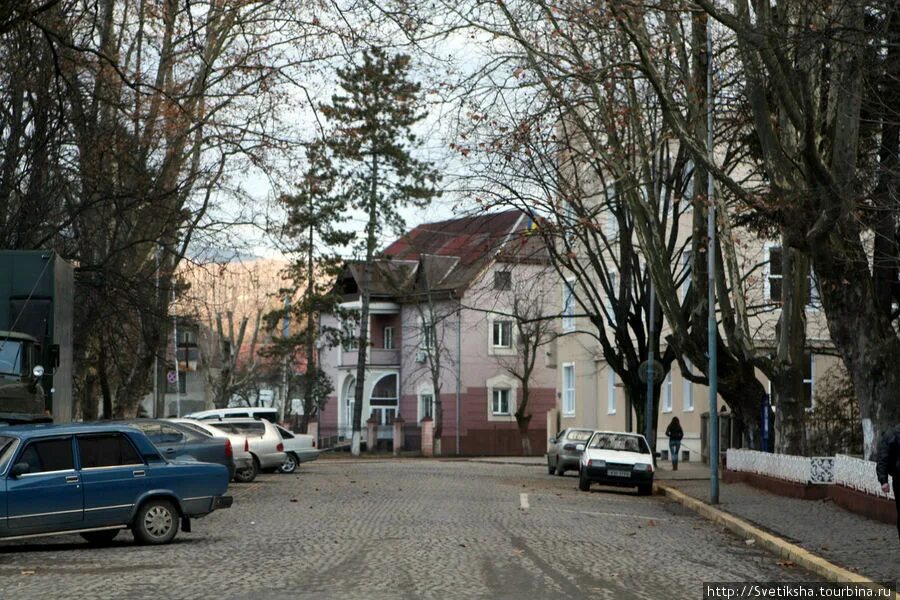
[566,430,593,442]
[0,340,23,376]
[588,433,650,454]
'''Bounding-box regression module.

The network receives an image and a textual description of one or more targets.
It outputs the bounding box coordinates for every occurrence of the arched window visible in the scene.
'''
[370,374,398,405]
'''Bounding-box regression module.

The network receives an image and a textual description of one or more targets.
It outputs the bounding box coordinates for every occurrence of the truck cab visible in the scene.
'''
[0,331,47,420]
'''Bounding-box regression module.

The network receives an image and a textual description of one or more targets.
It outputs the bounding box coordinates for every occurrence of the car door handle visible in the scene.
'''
[165,448,176,454]
[65,475,79,483]
[133,470,146,477]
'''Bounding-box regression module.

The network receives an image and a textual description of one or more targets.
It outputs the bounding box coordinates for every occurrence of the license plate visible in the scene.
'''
[608,469,631,478]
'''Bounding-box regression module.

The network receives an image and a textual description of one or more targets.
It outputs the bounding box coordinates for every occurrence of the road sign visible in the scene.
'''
[167,371,178,384]
[638,360,665,384]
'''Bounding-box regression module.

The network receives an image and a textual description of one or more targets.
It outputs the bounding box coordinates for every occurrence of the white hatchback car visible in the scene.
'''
[577,431,657,495]
[206,418,287,473]
[273,424,318,473]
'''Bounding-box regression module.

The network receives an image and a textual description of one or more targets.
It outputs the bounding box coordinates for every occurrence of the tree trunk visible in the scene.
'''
[352,153,379,456]
[516,412,533,456]
[98,340,113,419]
[772,246,808,455]
[433,390,443,456]
[812,233,900,459]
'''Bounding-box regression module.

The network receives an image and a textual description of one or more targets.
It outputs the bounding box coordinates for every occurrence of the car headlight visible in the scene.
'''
[633,463,651,471]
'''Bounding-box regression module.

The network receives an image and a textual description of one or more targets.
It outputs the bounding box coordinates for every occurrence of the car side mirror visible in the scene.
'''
[11,462,29,478]
[575,444,585,452]
[548,437,557,444]
[654,452,661,459]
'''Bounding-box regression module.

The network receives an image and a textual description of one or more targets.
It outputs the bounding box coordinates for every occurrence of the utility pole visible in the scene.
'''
[173,286,181,418]
[706,25,720,505]
[280,296,291,424]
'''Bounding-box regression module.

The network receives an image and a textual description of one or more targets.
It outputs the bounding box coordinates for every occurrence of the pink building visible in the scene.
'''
[319,210,559,455]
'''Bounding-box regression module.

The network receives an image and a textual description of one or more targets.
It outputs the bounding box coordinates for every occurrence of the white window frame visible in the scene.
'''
[420,321,435,350]
[492,388,511,416]
[682,359,694,412]
[662,371,673,413]
[562,280,576,332]
[492,320,513,349]
[383,326,394,350]
[606,369,617,415]
[562,363,576,416]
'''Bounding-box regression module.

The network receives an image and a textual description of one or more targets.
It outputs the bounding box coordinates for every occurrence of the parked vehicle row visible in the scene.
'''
[548,429,658,496]
[0,423,232,546]
[0,413,321,548]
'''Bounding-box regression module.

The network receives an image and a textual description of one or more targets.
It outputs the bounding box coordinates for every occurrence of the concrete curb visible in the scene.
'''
[656,483,899,599]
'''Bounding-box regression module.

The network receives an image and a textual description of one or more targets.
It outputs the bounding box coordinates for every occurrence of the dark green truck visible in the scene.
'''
[0,251,73,424]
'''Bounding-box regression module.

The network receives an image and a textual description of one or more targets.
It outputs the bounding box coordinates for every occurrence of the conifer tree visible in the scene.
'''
[320,48,440,455]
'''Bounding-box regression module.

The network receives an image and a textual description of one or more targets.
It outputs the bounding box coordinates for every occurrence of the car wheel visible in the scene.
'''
[133,499,179,545]
[547,457,555,475]
[80,529,119,545]
[555,461,566,476]
[280,453,298,474]
[578,469,591,491]
[234,460,258,483]
[638,482,653,496]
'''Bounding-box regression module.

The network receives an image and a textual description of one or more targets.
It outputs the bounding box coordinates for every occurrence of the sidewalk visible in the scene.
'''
[657,462,899,584]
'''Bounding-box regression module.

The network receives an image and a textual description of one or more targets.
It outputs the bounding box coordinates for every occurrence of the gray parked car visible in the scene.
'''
[121,419,236,480]
[206,418,286,473]
[547,428,595,475]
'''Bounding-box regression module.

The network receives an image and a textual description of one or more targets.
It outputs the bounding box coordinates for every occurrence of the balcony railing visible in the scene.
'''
[340,348,400,367]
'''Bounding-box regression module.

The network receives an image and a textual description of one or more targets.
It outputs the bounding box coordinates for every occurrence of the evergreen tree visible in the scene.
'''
[264,142,353,432]
[320,47,440,455]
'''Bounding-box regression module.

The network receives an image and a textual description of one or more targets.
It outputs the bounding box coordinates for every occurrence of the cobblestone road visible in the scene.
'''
[0,459,820,599]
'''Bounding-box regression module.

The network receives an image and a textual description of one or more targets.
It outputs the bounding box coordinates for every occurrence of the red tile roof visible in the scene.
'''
[383,210,523,266]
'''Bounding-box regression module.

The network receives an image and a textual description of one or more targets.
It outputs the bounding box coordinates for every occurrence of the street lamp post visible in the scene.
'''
[706,26,720,505]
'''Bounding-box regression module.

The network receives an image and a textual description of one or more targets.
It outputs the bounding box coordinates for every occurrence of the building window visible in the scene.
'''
[419,392,434,421]
[767,246,783,303]
[494,270,511,291]
[682,359,694,412]
[605,271,617,326]
[808,271,821,308]
[662,371,673,412]
[562,363,575,416]
[421,323,435,350]
[562,281,576,331]
[492,388,511,416]
[803,354,816,408]
[492,320,513,349]
[681,251,692,301]
[342,322,359,351]
[383,326,394,350]
[607,369,616,415]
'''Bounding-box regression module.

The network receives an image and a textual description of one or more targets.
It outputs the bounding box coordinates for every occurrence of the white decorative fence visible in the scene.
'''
[833,454,895,500]
[727,449,894,499]
[726,449,813,484]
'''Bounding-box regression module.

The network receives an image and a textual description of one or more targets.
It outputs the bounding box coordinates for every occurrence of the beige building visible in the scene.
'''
[548,147,840,461]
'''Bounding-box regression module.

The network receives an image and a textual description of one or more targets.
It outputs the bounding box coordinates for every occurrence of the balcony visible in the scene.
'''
[340,348,401,368]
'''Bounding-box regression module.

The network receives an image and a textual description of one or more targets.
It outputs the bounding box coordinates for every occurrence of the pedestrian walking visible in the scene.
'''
[875,424,900,542]
[665,417,684,471]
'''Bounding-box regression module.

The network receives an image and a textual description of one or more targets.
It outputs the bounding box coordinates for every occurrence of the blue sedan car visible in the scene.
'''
[0,423,233,545]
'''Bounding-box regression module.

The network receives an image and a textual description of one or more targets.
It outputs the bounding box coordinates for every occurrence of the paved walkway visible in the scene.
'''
[657,462,900,583]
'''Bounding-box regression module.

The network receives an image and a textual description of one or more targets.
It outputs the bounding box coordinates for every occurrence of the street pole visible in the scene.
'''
[173,287,180,418]
[645,277,655,447]
[455,298,462,456]
[706,25,720,505]
[281,296,291,424]
[153,246,160,418]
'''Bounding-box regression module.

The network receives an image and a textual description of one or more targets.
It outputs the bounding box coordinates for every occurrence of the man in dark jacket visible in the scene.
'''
[875,425,900,542]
